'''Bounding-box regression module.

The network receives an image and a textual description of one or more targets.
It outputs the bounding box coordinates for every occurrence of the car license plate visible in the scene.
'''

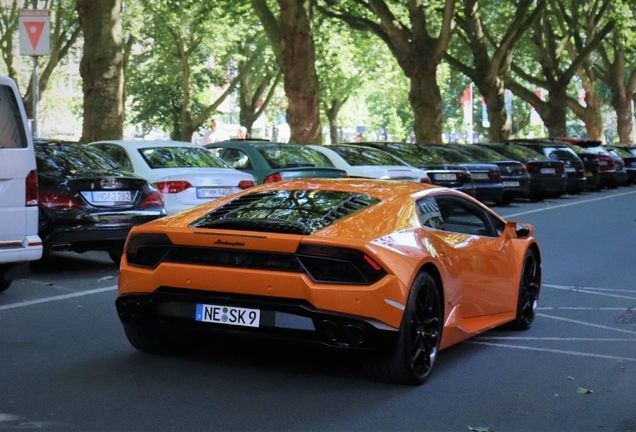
[195,304,260,327]
[540,168,556,174]
[434,173,457,181]
[196,188,233,198]
[565,167,575,172]
[503,181,520,187]
[471,173,489,180]
[585,171,593,177]
[92,191,132,202]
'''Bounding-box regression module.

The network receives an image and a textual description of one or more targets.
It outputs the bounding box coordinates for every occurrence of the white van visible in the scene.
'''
[0,77,42,292]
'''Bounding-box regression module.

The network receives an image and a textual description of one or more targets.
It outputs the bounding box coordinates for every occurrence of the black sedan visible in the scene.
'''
[355,142,476,197]
[203,140,347,184]
[35,140,166,264]
[607,145,636,185]
[556,139,627,188]
[505,139,587,194]
[476,143,567,201]
[562,143,601,191]
[447,143,531,205]
[423,144,504,205]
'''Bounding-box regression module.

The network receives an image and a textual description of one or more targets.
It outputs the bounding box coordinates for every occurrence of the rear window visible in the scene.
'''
[330,145,407,166]
[494,145,548,161]
[139,146,229,169]
[35,143,123,175]
[190,190,380,235]
[453,145,507,162]
[377,144,447,165]
[0,85,28,149]
[256,145,334,169]
[543,147,581,162]
[428,146,479,163]
[609,147,632,158]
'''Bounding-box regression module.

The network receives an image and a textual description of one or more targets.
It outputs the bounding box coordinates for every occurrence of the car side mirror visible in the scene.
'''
[506,221,533,238]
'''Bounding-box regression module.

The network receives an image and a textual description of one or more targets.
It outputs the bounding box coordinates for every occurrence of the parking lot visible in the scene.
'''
[1,187,635,431]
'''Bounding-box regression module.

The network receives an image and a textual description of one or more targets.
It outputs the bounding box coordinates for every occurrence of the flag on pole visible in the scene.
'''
[481,99,490,127]
[460,86,472,125]
[529,89,544,126]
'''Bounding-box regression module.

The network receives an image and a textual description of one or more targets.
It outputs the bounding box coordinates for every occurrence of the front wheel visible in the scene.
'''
[511,248,541,330]
[364,272,443,385]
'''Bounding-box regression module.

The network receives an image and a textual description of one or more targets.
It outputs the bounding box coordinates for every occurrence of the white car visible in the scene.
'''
[308,144,430,183]
[87,140,255,215]
[0,77,43,292]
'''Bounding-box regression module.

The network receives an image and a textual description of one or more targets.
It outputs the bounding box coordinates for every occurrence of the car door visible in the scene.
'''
[418,194,516,317]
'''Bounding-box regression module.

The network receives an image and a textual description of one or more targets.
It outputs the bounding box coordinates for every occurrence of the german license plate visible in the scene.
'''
[471,173,489,180]
[540,168,555,174]
[195,304,260,327]
[585,172,593,177]
[503,181,520,187]
[434,173,457,181]
[196,188,233,198]
[565,167,575,172]
[92,191,132,202]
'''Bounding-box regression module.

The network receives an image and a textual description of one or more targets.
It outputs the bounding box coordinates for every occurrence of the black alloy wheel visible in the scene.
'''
[511,248,541,330]
[0,277,12,293]
[364,272,442,385]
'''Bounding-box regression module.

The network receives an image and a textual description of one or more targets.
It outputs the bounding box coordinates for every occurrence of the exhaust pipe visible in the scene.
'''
[49,244,71,252]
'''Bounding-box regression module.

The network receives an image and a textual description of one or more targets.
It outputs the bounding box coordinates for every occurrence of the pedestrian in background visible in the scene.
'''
[237,126,249,140]
[201,118,230,144]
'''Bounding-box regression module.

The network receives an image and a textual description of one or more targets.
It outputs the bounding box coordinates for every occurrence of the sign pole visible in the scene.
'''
[31,0,38,138]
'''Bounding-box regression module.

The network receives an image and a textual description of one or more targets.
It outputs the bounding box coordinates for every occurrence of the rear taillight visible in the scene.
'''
[489,170,501,181]
[125,233,174,268]
[141,191,164,207]
[154,181,192,194]
[524,163,539,174]
[296,243,387,285]
[238,180,255,189]
[264,173,283,183]
[555,164,565,174]
[39,190,83,209]
[25,169,38,206]
[420,177,432,184]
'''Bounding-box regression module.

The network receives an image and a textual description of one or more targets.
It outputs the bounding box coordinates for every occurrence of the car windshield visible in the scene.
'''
[428,146,479,163]
[256,145,334,168]
[35,143,125,175]
[373,144,447,165]
[139,146,229,169]
[453,145,507,162]
[494,145,548,161]
[329,145,408,166]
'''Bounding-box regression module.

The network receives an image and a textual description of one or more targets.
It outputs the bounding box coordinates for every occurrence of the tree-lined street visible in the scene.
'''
[1,189,635,431]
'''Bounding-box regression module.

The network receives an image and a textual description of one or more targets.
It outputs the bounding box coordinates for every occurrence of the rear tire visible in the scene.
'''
[0,278,12,293]
[108,251,123,265]
[511,248,541,330]
[363,272,442,385]
[123,326,193,355]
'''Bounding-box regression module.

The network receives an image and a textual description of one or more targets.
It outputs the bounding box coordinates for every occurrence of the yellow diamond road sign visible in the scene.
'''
[19,9,50,56]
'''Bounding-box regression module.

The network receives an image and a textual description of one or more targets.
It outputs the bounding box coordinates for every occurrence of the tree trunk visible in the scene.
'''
[409,67,443,144]
[542,88,568,137]
[480,79,511,142]
[179,54,194,142]
[613,95,633,144]
[325,99,342,144]
[77,0,124,142]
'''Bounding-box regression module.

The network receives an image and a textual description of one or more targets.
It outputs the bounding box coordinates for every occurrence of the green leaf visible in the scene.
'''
[468,427,491,432]
[98,276,115,282]
[575,387,593,394]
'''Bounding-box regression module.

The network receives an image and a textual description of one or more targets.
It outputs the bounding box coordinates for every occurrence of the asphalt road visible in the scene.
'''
[1,187,635,432]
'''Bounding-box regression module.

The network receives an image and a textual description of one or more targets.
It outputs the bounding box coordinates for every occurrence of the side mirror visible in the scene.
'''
[505,221,533,238]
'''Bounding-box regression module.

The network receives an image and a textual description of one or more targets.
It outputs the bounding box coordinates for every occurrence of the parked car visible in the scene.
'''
[476,143,567,201]
[203,140,348,184]
[354,142,476,197]
[505,139,587,194]
[606,145,636,185]
[556,139,627,188]
[35,140,166,264]
[422,144,504,205]
[562,143,601,191]
[0,77,42,292]
[307,144,430,183]
[447,143,531,204]
[87,140,255,215]
[116,178,540,385]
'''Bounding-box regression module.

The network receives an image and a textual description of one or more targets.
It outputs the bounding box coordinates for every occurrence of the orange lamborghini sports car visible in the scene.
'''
[116,179,541,385]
